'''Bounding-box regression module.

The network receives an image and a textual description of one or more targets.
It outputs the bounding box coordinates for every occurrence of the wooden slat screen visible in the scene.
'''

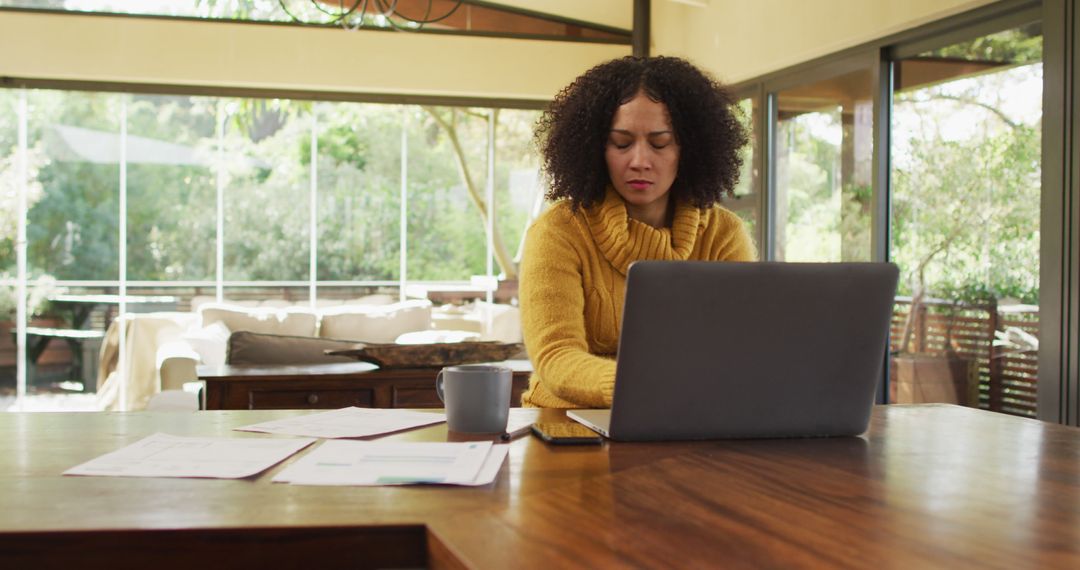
[890,299,1039,418]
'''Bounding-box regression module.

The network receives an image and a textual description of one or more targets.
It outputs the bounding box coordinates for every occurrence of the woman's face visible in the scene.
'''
[604,91,680,224]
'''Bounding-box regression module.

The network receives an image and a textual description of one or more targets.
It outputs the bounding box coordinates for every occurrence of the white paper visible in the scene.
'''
[504,408,541,438]
[234,407,446,439]
[63,433,315,479]
[456,444,510,486]
[273,440,506,486]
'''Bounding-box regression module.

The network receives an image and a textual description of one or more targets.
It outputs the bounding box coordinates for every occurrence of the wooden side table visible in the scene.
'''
[199,360,532,410]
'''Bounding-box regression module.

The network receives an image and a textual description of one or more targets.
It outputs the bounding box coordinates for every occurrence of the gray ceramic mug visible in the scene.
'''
[435,364,512,433]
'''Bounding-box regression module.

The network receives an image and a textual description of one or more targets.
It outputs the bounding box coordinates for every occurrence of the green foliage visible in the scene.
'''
[891,63,1041,303]
[777,111,872,261]
[301,124,367,171]
[0,87,540,285]
[925,26,1043,65]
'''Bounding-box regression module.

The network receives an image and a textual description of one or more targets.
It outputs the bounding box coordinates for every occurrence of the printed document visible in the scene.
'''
[234,407,446,439]
[273,440,508,486]
[63,433,315,479]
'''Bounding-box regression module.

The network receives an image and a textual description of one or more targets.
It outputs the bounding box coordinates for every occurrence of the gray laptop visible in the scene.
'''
[568,261,898,441]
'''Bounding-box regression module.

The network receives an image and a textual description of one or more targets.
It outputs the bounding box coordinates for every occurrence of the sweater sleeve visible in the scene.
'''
[519,212,616,408]
[708,208,758,262]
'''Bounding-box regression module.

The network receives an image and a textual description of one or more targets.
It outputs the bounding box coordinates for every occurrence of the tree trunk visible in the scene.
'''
[423,107,518,280]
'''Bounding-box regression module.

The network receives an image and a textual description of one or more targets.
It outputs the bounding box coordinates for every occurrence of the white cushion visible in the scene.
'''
[473,301,522,343]
[155,339,201,391]
[318,300,432,343]
[430,302,522,343]
[199,303,318,337]
[179,321,231,367]
[431,304,483,333]
[395,329,482,344]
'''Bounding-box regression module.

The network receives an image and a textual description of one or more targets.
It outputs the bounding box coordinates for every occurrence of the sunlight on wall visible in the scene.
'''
[653,0,999,83]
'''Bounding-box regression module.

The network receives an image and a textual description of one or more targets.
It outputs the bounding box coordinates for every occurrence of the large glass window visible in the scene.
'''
[1,90,18,400]
[725,97,760,250]
[406,106,489,282]
[774,68,874,262]
[315,102,402,282]
[28,90,121,280]
[0,86,540,408]
[494,108,544,279]
[222,99,311,284]
[890,25,1043,417]
[126,94,216,282]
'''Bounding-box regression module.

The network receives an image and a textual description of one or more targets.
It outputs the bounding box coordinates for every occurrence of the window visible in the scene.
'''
[315,102,402,282]
[0,86,542,401]
[0,0,630,41]
[126,94,216,282]
[27,91,121,280]
[890,24,1042,416]
[772,67,874,263]
[724,96,761,250]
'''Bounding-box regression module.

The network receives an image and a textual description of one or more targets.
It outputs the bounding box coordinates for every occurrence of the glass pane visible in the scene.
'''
[1,90,18,275]
[222,98,310,284]
[315,102,402,282]
[495,108,543,284]
[890,24,1042,416]
[774,68,874,262]
[1,89,17,394]
[28,90,120,280]
[0,0,629,40]
[732,98,757,198]
[723,97,760,254]
[126,94,216,281]
[406,106,487,282]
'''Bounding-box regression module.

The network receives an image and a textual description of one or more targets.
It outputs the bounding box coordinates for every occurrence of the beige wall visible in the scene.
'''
[652,0,1000,84]
[0,10,629,102]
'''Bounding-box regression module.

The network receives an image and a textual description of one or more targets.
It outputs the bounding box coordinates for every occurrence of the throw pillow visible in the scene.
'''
[226,331,359,365]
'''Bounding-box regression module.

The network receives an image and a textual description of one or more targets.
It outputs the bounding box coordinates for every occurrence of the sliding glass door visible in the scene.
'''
[766,56,877,263]
[890,21,1043,416]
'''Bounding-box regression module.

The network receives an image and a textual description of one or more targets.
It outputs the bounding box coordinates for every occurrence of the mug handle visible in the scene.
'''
[435,370,445,403]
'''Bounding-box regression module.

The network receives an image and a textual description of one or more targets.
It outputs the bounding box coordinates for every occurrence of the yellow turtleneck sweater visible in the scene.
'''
[519,188,757,408]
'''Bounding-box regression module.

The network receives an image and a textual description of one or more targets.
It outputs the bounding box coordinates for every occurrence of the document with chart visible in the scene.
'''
[63,433,316,479]
[273,440,509,486]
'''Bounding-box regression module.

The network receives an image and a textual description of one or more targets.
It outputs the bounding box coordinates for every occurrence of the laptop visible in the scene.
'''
[568,261,899,441]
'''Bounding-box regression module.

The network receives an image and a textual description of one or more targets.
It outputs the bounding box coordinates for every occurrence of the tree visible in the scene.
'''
[422,107,518,279]
[892,64,1041,350]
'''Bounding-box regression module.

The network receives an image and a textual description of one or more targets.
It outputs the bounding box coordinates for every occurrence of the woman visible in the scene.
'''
[519,55,756,409]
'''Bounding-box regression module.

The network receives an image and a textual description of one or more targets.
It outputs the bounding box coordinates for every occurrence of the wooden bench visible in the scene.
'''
[14,327,106,391]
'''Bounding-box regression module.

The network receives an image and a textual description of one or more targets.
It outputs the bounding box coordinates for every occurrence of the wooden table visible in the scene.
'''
[199,360,533,410]
[1,404,1078,569]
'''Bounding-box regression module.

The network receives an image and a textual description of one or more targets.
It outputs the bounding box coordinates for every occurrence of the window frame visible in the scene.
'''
[730,0,1079,422]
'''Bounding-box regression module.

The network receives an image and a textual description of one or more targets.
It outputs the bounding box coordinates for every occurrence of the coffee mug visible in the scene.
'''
[435,364,512,433]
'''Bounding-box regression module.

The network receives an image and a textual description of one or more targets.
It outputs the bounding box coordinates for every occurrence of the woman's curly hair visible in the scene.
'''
[535,56,747,210]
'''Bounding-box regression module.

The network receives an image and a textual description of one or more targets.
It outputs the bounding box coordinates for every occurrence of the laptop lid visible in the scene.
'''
[606,261,898,441]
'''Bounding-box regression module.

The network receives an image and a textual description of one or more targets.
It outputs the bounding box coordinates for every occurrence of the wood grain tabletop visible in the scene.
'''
[0,405,1077,569]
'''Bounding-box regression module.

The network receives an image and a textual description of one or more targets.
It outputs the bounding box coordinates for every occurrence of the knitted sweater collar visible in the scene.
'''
[584,186,701,275]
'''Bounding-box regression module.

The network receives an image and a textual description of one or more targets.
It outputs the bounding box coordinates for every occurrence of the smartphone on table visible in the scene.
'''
[531,422,604,445]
